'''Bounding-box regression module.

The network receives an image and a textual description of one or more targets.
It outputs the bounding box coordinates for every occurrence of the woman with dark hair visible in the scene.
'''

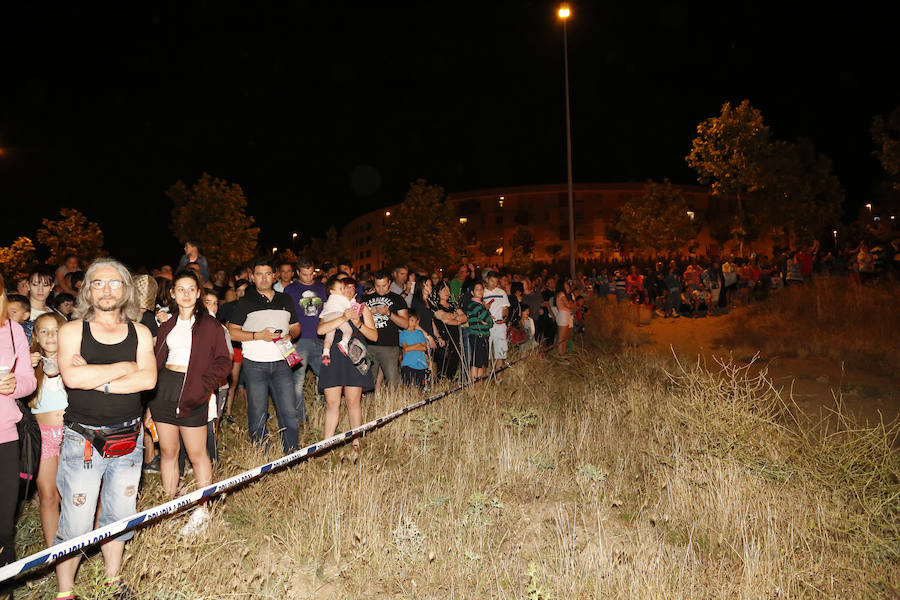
[411,277,437,340]
[28,266,59,321]
[432,281,467,382]
[147,269,231,535]
[155,276,174,325]
[317,276,378,461]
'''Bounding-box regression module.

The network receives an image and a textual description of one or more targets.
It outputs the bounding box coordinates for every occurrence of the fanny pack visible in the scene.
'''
[66,419,141,468]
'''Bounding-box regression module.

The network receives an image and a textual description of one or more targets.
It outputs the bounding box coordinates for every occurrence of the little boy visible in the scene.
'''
[399,309,428,388]
[6,294,32,342]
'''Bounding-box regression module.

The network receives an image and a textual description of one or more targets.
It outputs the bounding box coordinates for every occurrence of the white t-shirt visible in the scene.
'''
[482,287,509,321]
[166,316,194,366]
[482,286,509,334]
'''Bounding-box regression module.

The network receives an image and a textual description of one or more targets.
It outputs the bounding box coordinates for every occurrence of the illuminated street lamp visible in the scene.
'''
[865,203,872,214]
[272,246,278,255]
[558,3,576,281]
[833,229,838,250]
[459,217,468,224]
[385,211,391,217]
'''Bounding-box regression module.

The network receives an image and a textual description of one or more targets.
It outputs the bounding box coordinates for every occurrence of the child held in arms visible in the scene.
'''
[318,277,363,366]
[6,294,32,342]
[399,309,429,388]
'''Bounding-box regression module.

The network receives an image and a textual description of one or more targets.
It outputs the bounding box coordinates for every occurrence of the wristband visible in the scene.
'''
[104,382,110,395]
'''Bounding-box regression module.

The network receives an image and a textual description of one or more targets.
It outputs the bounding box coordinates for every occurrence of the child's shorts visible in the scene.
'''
[39,423,64,460]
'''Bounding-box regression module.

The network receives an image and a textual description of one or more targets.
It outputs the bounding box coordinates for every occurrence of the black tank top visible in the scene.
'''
[65,321,143,426]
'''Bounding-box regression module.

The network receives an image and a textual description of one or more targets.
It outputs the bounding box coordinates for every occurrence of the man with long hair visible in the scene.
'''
[55,258,157,600]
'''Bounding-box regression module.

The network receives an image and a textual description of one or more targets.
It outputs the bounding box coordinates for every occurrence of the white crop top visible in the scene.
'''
[165,316,194,366]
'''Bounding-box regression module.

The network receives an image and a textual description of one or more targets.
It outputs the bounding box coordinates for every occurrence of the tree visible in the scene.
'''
[505,227,536,273]
[760,139,844,246]
[381,179,465,271]
[479,240,501,262]
[686,100,772,249]
[37,208,104,266]
[544,244,563,261]
[872,106,900,190]
[511,228,535,257]
[302,226,348,266]
[0,236,38,282]
[613,179,700,253]
[168,173,260,270]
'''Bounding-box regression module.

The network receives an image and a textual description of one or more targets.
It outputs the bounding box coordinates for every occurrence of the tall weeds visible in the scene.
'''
[718,277,900,376]
[12,342,898,598]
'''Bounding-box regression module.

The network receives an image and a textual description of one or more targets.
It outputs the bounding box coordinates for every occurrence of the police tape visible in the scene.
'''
[0,357,523,584]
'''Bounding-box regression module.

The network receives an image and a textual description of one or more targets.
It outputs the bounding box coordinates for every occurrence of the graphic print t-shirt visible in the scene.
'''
[283,281,328,340]
[362,291,406,347]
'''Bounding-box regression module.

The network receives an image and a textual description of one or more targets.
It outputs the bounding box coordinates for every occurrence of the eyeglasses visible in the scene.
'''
[90,279,125,290]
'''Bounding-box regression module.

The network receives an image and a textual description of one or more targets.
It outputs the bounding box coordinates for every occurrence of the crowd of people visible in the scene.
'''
[588,239,899,318]
[0,234,896,598]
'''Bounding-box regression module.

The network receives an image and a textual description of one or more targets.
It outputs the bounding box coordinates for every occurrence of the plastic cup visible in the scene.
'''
[42,357,59,377]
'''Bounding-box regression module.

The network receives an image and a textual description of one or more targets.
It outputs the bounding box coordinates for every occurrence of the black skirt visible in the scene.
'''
[148,369,209,427]
[317,326,375,393]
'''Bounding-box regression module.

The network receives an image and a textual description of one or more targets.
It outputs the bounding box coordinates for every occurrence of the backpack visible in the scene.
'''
[16,398,42,496]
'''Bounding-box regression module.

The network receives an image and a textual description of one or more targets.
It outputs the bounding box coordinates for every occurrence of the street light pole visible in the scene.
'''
[559,4,576,282]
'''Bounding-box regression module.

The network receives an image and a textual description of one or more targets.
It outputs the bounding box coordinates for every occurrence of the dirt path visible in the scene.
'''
[639,308,900,426]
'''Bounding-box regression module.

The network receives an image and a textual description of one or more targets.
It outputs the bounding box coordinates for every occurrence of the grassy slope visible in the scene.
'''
[13,333,900,599]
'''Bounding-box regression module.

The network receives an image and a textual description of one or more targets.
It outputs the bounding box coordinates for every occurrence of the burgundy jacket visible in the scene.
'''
[154,312,232,418]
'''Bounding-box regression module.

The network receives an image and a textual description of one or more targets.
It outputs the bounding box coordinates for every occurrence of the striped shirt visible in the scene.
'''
[465,300,493,338]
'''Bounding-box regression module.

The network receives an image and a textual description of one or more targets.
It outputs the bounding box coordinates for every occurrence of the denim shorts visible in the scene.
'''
[55,422,144,544]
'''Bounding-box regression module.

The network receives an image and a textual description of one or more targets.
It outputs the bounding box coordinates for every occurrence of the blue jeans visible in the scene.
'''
[292,337,323,421]
[243,359,299,454]
[461,326,471,372]
[56,423,144,544]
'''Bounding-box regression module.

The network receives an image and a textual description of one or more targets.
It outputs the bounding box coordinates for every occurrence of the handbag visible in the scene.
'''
[346,337,373,375]
[16,399,42,493]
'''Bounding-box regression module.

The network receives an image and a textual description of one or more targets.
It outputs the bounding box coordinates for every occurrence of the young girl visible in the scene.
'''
[148,269,231,536]
[318,278,362,366]
[29,312,68,547]
[519,305,536,351]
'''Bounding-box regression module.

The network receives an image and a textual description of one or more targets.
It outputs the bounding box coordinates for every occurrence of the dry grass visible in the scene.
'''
[12,338,899,598]
[717,277,900,377]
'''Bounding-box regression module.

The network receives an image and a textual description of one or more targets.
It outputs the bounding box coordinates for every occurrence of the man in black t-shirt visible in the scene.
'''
[362,271,408,388]
[226,260,300,454]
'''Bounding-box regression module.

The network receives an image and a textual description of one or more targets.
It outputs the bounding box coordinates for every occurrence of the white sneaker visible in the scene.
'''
[180,506,210,536]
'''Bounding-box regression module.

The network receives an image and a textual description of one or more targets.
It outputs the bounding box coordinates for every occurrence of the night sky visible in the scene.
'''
[2,2,898,268]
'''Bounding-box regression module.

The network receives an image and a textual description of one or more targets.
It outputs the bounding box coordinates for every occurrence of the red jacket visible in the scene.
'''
[154,312,232,418]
